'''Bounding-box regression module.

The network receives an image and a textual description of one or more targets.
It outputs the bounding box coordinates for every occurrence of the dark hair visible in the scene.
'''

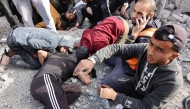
[55,46,60,52]
[153,25,182,52]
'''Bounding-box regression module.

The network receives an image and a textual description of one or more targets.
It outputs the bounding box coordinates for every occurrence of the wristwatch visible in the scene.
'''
[88,56,96,64]
[124,3,128,6]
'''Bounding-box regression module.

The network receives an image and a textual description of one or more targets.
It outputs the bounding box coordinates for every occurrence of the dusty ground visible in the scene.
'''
[0,15,190,109]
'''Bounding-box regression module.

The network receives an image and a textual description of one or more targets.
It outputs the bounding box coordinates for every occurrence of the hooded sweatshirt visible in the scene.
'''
[12,27,75,53]
[90,43,183,109]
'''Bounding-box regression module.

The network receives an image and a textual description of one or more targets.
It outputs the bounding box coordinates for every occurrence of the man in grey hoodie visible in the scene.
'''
[73,24,187,108]
[0,27,75,70]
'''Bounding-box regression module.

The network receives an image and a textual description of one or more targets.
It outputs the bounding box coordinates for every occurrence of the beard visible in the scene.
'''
[131,18,137,26]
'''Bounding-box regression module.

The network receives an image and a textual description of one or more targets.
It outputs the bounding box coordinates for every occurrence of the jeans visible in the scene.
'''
[101,57,135,87]
[6,31,41,69]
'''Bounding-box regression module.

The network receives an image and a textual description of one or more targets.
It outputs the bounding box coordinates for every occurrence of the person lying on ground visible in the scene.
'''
[61,4,87,31]
[34,3,68,30]
[30,50,82,109]
[75,15,129,64]
[74,24,187,108]
[0,27,75,71]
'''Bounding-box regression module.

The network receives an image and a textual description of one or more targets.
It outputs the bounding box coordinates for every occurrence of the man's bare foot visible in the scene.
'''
[0,54,10,66]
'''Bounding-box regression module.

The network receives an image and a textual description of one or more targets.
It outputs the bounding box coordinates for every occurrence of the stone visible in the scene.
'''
[116,104,124,109]
[74,102,80,107]
[168,10,183,22]
[187,73,190,82]
[71,78,77,84]
[174,0,190,13]
[160,9,171,20]
[165,3,175,10]
[186,17,190,28]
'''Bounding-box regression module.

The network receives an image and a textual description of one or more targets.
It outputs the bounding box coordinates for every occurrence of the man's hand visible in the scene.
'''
[132,15,150,37]
[120,3,128,16]
[69,27,77,31]
[97,85,117,100]
[73,59,94,76]
[87,7,93,15]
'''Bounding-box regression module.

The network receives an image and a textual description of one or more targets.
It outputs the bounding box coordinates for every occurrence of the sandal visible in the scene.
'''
[4,48,8,56]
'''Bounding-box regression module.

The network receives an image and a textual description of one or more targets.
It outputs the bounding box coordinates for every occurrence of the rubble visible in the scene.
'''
[0,1,190,108]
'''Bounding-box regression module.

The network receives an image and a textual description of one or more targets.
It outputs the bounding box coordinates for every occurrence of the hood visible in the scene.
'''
[157,59,181,73]
[58,35,75,48]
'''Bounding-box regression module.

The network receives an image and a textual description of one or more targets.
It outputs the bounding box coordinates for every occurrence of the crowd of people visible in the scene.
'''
[0,0,189,109]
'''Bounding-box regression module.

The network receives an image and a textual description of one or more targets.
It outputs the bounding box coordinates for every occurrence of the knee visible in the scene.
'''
[30,78,38,99]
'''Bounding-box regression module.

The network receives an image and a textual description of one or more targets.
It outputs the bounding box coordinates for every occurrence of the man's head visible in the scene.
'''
[61,11,75,22]
[131,0,156,25]
[147,24,187,66]
[56,35,75,53]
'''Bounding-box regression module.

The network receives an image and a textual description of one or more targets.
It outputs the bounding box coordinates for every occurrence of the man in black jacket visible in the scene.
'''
[83,0,110,29]
[73,24,187,108]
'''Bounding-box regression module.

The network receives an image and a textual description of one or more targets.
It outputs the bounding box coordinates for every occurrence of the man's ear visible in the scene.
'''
[169,53,179,60]
[149,12,154,18]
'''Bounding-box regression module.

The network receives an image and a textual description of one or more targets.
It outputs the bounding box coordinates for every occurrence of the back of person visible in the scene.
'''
[80,16,125,54]
[12,27,58,52]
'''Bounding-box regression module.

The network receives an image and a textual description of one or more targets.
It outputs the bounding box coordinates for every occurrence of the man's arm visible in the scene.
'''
[37,50,48,65]
[99,79,182,109]
[73,43,147,76]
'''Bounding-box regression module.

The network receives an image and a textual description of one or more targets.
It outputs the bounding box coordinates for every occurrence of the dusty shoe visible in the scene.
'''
[183,96,190,109]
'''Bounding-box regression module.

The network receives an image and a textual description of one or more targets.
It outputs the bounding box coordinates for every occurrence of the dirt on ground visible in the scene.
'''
[0,15,190,109]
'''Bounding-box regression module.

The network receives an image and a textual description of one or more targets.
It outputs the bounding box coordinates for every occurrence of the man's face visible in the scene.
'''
[147,35,179,66]
[60,46,68,53]
[131,2,150,25]
[66,12,75,22]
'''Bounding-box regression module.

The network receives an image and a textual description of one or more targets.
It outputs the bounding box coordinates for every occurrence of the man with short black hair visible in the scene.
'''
[73,24,187,108]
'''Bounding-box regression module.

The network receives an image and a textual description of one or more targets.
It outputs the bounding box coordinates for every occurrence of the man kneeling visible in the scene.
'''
[30,50,81,109]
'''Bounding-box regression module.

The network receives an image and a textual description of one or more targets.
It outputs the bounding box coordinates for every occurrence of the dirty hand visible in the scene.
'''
[97,85,117,100]
[132,15,150,37]
[69,27,77,31]
[73,59,94,76]
[120,3,128,15]
[87,7,93,15]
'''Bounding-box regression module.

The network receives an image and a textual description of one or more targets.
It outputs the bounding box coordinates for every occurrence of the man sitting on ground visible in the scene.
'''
[73,24,187,108]
[101,0,157,87]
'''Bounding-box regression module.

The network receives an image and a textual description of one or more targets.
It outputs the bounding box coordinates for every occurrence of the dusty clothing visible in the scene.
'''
[67,4,87,28]
[101,18,157,86]
[30,53,82,109]
[35,3,66,30]
[12,27,75,53]
[91,43,183,108]
[80,16,128,54]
